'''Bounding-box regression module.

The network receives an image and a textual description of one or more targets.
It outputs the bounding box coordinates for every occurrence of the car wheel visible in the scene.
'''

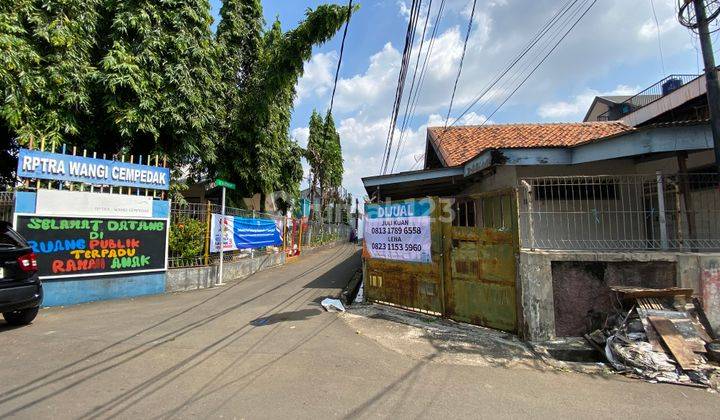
[3,307,39,326]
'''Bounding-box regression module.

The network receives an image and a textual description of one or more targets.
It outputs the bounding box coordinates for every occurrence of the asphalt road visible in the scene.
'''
[0,243,718,419]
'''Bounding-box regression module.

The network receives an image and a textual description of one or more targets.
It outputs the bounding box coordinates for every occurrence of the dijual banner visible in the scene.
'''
[363,198,432,263]
[210,214,282,252]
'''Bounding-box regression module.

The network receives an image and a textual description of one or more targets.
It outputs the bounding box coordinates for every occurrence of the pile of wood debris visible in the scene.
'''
[584,287,720,389]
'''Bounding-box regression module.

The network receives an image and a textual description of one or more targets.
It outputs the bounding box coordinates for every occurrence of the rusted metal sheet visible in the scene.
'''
[444,191,519,332]
[365,259,443,313]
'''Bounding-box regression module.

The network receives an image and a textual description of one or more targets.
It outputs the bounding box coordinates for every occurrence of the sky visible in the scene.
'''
[208,0,716,203]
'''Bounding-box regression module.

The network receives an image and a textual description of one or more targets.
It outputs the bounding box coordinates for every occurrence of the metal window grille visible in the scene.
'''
[0,192,14,223]
[518,174,720,251]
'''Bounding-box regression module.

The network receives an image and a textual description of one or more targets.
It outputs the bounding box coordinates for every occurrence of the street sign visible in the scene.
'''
[215,178,236,190]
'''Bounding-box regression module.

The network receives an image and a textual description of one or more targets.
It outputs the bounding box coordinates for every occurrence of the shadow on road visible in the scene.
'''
[250,308,321,326]
[0,244,360,418]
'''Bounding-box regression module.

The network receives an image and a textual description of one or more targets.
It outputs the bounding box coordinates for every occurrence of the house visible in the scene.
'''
[362,73,720,342]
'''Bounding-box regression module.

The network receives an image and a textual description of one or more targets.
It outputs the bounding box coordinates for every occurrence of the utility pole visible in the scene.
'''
[685,0,720,170]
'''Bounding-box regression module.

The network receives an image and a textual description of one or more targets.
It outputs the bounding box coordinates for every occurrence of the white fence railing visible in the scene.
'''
[518,173,720,251]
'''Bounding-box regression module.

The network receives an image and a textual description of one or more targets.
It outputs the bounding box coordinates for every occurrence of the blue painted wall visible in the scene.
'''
[42,272,166,307]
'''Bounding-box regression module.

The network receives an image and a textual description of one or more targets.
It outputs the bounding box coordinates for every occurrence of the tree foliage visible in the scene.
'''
[0,0,352,197]
[215,1,354,199]
[0,0,99,147]
[97,0,222,166]
[307,109,343,191]
[0,0,220,168]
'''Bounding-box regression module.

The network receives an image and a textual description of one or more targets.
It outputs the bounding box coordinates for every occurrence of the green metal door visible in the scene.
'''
[443,191,518,332]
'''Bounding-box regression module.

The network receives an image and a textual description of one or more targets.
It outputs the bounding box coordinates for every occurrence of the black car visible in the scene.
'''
[0,221,42,326]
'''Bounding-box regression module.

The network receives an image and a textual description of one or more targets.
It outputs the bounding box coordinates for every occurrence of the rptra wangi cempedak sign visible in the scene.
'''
[17,149,170,190]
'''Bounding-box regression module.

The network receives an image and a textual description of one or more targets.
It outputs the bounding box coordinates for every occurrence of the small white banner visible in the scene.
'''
[210,214,236,252]
[363,199,432,263]
[36,189,154,218]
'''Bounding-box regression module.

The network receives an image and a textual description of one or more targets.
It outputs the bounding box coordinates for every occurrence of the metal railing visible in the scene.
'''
[168,202,287,269]
[169,202,351,268]
[0,192,14,223]
[518,174,720,251]
[300,220,352,249]
[597,74,700,121]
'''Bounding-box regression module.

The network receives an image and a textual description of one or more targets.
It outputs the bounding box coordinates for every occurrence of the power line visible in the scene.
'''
[477,0,598,127]
[392,0,448,173]
[448,0,582,127]
[444,0,479,128]
[327,0,354,117]
[432,0,597,155]
[649,0,667,76]
[380,0,423,174]
[431,0,583,153]
[389,0,438,173]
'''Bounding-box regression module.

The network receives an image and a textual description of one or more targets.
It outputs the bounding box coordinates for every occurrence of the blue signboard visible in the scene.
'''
[365,198,432,219]
[17,149,170,190]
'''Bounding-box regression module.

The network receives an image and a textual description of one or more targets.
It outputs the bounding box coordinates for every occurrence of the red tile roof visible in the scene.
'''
[427,121,634,167]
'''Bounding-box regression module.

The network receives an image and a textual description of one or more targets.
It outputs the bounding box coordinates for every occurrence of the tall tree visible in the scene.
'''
[323,111,343,189]
[0,0,99,148]
[306,109,343,219]
[98,0,222,167]
[215,2,356,202]
[305,109,324,218]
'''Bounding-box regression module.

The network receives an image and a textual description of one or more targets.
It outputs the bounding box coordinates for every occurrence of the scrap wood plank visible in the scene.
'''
[649,316,698,371]
[692,297,717,340]
[644,309,709,351]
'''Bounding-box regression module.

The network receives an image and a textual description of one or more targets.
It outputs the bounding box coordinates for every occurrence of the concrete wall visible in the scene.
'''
[519,250,720,341]
[166,252,285,292]
[551,261,676,337]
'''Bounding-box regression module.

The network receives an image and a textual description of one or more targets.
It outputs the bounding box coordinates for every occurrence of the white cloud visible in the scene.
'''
[291,127,310,148]
[333,43,401,118]
[294,0,696,200]
[295,51,338,105]
[537,85,639,120]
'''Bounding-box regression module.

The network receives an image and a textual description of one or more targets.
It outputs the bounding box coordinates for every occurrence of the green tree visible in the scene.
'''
[215,2,356,205]
[323,110,343,189]
[0,0,100,148]
[98,0,222,167]
[0,0,220,173]
[306,109,343,217]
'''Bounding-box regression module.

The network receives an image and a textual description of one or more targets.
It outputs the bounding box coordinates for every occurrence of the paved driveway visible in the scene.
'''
[0,243,718,419]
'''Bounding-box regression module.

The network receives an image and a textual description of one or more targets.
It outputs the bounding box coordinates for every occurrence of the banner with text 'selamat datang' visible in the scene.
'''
[210,214,282,252]
[363,199,432,263]
[15,215,168,279]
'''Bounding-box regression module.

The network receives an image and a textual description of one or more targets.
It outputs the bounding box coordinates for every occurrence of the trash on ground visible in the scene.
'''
[585,286,720,389]
[321,298,346,312]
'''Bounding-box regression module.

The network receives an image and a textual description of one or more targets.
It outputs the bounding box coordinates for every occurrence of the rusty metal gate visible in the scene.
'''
[442,190,518,332]
[364,192,519,332]
[364,198,444,314]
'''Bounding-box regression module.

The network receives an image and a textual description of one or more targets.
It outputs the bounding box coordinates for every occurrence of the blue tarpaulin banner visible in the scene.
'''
[210,214,282,252]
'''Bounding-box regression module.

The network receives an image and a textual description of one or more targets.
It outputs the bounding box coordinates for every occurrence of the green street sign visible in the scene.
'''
[215,178,236,190]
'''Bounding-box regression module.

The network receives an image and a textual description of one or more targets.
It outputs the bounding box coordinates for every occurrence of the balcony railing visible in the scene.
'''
[597,73,700,121]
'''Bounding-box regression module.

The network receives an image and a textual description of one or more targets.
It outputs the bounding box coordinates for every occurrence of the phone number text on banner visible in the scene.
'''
[364,199,432,263]
[210,214,282,252]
